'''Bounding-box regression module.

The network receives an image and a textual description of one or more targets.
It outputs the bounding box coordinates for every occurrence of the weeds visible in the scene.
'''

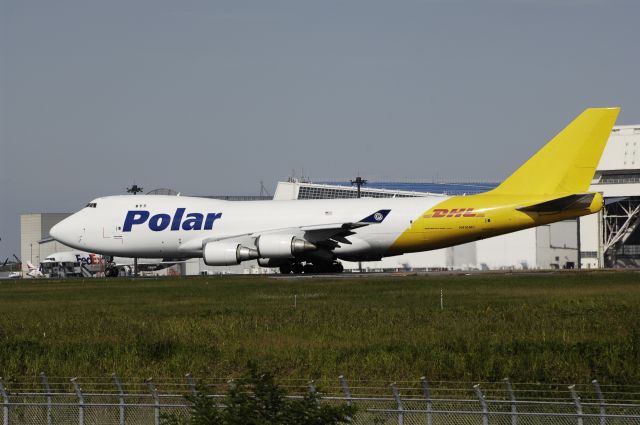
[0,272,638,384]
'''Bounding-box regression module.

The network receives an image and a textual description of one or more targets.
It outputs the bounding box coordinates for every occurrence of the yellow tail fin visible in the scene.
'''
[490,108,620,195]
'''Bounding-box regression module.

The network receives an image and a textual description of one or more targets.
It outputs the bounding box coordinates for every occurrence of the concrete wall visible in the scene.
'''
[273,181,299,200]
[476,229,537,270]
[184,258,276,275]
[20,213,71,272]
[446,243,477,270]
[535,221,578,269]
[357,249,448,271]
[598,125,640,171]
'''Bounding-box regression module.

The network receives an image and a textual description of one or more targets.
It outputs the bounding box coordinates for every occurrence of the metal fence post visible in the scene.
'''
[420,377,433,425]
[592,380,606,425]
[147,379,160,425]
[40,372,52,425]
[503,378,517,425]
[71,378,84,425]
[308,380,317,395]
[474,384,489,425]
[391,382,404,425]
[0,378,9,425]
[185,374,197,397]
[338,375,352,407]
[569,385,583,425]
[112,374,125,425]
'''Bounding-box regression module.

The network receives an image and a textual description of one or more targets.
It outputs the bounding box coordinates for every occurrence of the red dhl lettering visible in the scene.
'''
[426,208,483,218]
[432,209,448,217]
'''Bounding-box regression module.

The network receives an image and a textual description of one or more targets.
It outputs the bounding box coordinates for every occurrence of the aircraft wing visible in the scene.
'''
[179,209,391,253]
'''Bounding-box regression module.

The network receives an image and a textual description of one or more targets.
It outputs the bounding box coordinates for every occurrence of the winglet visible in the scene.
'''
[359,209,391,223]
[490,108,620,195]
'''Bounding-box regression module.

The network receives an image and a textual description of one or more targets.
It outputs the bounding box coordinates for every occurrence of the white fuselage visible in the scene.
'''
[50,195,448,261]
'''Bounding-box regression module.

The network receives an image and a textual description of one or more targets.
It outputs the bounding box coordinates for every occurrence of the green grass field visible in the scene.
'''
[0,271,638,385]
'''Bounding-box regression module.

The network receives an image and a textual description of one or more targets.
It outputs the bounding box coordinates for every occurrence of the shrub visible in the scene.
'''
[161,365,355,425]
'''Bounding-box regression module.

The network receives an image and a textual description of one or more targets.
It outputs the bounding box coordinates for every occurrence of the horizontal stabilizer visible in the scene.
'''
[605,196,627,206]
[517,193,596,213]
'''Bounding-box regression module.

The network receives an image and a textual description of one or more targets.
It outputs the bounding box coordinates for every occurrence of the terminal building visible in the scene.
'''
[20,125,640,275]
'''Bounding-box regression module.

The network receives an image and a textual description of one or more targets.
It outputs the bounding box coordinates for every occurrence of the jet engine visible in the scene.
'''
[203,241,259,266]
[256,235,316,258]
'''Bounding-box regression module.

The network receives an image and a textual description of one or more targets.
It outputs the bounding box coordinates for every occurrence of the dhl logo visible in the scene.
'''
[425,208,484,218]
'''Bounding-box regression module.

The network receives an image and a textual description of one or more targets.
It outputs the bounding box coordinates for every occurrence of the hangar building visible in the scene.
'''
[580,124,640,268]
[20,213,72,272]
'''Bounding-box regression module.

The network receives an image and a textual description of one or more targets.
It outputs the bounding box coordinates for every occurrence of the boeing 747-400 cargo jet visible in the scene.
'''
[51,108,619,274]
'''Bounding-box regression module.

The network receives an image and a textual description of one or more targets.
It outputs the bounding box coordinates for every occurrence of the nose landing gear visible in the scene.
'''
[104,257,119,278]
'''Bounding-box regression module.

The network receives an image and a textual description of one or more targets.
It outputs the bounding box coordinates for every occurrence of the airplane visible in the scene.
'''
[25,262,44,278]
[37,251,182,278]
[50,108,619,274]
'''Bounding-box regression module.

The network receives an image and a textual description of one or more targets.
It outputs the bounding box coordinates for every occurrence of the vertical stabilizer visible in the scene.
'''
[490,108,620,195]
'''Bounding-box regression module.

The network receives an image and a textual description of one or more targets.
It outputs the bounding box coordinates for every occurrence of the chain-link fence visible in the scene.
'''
[1,374,639,424]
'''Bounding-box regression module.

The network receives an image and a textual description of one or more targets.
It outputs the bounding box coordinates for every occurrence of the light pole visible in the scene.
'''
[350,176,367,273]
[126,184,144,195]
[126,184,143,277]
[350,176,367,199]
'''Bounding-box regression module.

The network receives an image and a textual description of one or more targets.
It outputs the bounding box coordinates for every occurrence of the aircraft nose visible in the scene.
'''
[50,215,77,246]
[49,222,62,240]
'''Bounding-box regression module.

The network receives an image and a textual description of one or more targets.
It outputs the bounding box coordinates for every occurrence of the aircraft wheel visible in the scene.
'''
[331,262,344,273]
[279,264,292,274]
[303,263,316,274]
[291,263,304,274]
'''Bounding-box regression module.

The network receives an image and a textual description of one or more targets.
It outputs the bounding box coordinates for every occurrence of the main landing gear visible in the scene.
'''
[279,261,344,274]
[105,264,119,277]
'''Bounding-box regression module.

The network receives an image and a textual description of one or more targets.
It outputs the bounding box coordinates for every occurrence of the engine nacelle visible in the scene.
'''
[203,241,258,266]
[257,235,316,259]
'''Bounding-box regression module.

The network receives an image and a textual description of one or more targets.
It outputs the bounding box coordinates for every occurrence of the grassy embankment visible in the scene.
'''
[0,271,638,386]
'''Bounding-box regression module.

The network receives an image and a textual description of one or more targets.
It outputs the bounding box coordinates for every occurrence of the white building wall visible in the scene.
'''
[597,125,640,170]
[273,181,300,200]
[20,213,71,272]
[355,249,448,271]
[476,229,537,270]
[535,222,578,269]
[185,258,277,275]
[20,215,43,270]
[446,243,477,270]
[579,213,600,269]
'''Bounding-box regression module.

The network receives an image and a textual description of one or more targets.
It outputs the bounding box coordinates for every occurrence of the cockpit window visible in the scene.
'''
[85,203,97,208]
